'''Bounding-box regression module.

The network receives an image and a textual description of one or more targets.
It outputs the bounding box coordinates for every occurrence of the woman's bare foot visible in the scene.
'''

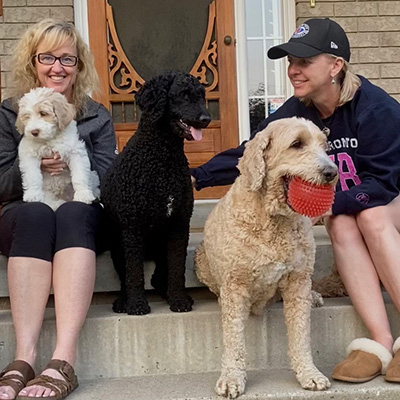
[0,370,23,399]
[18,368,65,398]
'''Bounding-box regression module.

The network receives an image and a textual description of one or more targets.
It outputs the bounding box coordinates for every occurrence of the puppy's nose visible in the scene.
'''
[199,114,211,128]
[30,129,40,137]
[322,165,338,183]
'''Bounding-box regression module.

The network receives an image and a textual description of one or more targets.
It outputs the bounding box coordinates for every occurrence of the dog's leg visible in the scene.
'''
[110,224,128,313]
[164,221,193,312]
[121,229,151,315]
[216,285,250,399]
[279,272,331,391]
[194,242,220,296]
[67,151,97,204]
[151,236,169,298]
[19,152,44,203]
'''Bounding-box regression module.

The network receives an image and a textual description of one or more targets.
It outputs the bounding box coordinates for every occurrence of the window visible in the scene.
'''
[235,0,295,140]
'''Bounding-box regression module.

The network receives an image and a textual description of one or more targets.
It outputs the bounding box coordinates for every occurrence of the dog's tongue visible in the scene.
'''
[190,127,203,141]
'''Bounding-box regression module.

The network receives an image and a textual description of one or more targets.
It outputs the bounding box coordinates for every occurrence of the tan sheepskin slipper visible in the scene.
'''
[332,338,392,383]
[386,337,400,382]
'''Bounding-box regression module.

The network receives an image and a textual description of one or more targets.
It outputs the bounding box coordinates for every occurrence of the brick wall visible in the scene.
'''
[0,0,73,100]
[296,0,400,102]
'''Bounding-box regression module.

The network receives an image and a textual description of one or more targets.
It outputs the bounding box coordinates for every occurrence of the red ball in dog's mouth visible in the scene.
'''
[288,177,335,218]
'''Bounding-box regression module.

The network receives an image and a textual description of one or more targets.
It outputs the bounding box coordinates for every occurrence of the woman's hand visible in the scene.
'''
[191,175,197,188]
[41,152,68,175]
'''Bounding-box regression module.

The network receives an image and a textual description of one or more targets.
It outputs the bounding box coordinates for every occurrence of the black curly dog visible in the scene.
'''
[101,71,211,315]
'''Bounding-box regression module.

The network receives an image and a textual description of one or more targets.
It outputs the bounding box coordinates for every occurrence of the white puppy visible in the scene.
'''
[17,87,100,211]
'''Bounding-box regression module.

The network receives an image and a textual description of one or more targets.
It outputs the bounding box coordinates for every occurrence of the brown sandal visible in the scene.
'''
[17,359,78,400]
[0,360,35,400]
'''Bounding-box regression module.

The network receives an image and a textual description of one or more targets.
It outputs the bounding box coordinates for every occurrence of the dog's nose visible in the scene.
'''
[30,129,40,137]
[322,165,338,183]
[199,114,211,128]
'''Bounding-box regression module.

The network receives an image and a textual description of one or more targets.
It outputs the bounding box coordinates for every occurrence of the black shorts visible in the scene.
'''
[0,201,110,262]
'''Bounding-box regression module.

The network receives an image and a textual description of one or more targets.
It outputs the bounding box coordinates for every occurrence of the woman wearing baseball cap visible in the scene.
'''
[191,18,400,383]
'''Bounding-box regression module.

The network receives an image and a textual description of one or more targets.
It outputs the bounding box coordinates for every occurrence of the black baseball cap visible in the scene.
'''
[268,18,350,62]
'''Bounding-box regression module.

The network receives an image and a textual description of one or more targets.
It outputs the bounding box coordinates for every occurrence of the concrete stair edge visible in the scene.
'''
[69,368,400,400]
[0,296,399,381]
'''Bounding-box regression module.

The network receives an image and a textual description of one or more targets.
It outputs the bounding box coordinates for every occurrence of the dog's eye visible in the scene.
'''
[290,140,303,149]
[39,111,49,117]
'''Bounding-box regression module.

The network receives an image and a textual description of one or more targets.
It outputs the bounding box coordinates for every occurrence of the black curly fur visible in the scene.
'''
[101,71,210,315]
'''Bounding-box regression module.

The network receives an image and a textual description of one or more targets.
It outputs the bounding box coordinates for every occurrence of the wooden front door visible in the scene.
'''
[87,0,238,199]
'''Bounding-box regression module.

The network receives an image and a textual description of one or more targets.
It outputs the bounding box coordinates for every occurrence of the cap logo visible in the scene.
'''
[331,41,338,49]
[292,24,309,38]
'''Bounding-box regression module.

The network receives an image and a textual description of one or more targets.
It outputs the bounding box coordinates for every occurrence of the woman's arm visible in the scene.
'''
[332,101,400,215]
[79,104,117,183]
[0,109,23,204]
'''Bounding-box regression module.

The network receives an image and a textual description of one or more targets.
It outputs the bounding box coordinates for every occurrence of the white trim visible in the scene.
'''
[73,0,89,47]
[282,0,295,98]
[347,338,393,374]
[393,336,400,354]
[235,0,296,142]
[234,0,251,143]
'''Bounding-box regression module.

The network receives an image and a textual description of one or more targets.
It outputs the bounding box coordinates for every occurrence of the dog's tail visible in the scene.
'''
[312,263,348,297]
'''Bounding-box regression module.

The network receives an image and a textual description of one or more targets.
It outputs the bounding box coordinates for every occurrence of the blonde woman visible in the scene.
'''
[0,19,116,399]
[192,18,400,384]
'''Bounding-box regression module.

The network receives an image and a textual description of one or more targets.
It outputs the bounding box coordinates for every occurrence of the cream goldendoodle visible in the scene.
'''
[195,117,338,398]
[17,87,100,211]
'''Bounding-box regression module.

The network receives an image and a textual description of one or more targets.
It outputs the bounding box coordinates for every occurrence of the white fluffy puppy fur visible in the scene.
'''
[17,87,100,211]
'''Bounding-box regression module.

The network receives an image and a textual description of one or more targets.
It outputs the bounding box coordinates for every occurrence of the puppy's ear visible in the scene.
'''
[15,113,25,135]
[50,93,76,130]
[135,74,172,124]
[15,98,27,135]
[238,128,271,191]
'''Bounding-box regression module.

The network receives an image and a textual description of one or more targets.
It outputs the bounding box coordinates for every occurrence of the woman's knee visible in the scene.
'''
[56,202,99,226]
[15,202,56,236]
[9,202,56,260]
[325,214,359,246]
[356,207,391,237]
[55,202,102,252]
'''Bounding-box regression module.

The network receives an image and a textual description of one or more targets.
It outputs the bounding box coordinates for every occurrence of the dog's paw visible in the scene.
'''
[296,368,331,391]
[168,293,194,312]
[310,290,324,308]
[112,296,126,313]
[73,190,96,204]
[23,191,43,203]
[126,297,151,315]
[216,371,246,399]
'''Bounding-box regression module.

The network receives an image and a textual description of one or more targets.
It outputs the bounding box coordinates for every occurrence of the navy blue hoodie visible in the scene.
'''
[191,76,400,215]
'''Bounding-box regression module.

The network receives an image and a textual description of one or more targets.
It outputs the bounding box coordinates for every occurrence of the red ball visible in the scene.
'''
[288,177,335,217]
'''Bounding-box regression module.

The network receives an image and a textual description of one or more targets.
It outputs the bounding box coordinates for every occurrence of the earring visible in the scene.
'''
[331,78,336,85]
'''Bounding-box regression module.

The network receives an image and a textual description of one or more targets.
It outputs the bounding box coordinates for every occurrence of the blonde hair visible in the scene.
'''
[301,55,361,108]
[335,60,361,106]
[11,19,99,114]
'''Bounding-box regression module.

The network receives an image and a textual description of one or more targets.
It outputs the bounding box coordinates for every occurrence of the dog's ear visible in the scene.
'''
[238,128,271,191]
[50,93,76,131]
[15,97,27,135]
[135,74,172,124]
[15,113,25,136]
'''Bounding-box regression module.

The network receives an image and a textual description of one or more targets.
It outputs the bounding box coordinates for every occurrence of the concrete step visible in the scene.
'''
[68,369,400,400]
[0,294,398,381]
[0,225,334,296]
